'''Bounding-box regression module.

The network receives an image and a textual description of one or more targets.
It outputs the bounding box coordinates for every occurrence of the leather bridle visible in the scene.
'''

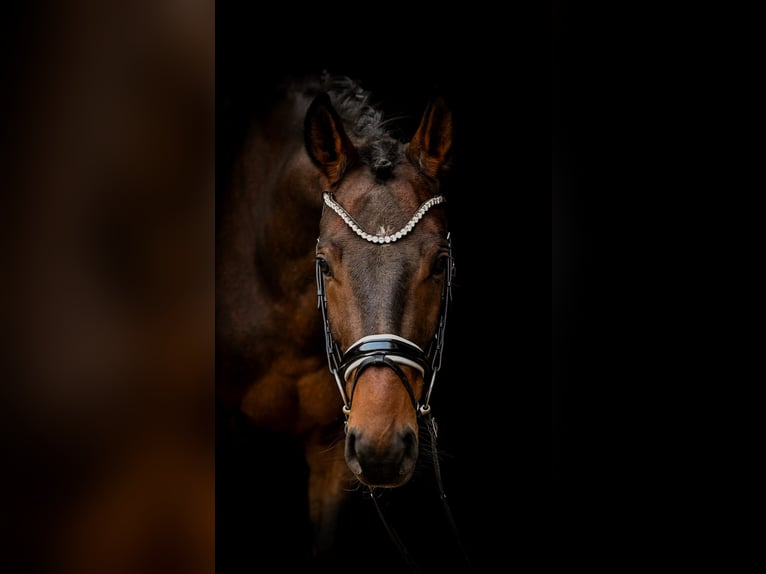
[315,191,453,424]
[314,191,471,572]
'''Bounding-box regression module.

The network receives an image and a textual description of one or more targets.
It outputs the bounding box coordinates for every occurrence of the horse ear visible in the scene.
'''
[406,96,453,180]
[304,92,357,186]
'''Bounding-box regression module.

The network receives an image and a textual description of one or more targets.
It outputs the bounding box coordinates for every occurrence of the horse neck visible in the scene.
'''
[252,150,322,295]
[217,117,323,347]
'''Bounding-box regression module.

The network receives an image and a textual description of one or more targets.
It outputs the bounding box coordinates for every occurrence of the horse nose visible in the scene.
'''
[345,427,418,487]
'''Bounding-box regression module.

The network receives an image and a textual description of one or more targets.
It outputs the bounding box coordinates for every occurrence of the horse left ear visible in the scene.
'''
[304,92,358,186]
[406,96,453,180]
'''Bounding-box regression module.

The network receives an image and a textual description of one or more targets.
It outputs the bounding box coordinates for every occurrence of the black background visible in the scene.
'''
[552,0,684,561]
[552,1,757,568]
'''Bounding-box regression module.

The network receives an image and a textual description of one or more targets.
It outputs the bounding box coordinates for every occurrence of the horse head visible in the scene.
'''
[306,90,454,488]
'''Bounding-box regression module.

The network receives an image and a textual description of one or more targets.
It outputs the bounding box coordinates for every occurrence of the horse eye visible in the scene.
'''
[317,257,332,277]
[432,254,449,276]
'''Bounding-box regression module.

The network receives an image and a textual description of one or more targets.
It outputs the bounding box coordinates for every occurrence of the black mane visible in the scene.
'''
[319,72,402,180]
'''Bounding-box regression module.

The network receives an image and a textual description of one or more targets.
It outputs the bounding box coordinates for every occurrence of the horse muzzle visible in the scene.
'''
[343,366,421,487]
[339,336,428,487]
[345,423,418,487]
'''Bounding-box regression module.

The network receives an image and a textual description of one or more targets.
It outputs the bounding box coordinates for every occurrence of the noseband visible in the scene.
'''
[315,191,453,422]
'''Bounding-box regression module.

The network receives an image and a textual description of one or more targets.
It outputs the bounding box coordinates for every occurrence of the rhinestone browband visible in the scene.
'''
[322,192,445,244]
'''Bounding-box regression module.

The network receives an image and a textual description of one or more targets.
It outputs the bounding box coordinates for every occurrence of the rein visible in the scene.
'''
[315,191,473,572]
[368,417,473,573]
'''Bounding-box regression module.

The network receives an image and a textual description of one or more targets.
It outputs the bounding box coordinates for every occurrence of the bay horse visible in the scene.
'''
[216,72,457,567]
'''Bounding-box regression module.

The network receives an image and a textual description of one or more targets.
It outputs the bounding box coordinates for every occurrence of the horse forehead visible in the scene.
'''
[337,166,432,212]
[325,217,443,278]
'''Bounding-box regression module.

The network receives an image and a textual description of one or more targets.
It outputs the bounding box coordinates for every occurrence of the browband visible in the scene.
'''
[323,192,445,244]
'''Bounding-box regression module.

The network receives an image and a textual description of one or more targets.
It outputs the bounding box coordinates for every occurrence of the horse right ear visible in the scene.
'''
[304,93,358,186]
[406,96,453,180]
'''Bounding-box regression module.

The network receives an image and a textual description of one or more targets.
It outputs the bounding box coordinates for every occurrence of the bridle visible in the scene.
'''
[315,191,453,426]
[314,190,471,572]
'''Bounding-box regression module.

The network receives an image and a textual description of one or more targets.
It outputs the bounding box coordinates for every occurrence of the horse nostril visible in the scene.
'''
[344,425,420,486]
[401,427,417,463]
[344,429,362,476]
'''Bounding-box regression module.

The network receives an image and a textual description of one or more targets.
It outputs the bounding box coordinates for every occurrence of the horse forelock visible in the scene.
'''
[319,73,403,180]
